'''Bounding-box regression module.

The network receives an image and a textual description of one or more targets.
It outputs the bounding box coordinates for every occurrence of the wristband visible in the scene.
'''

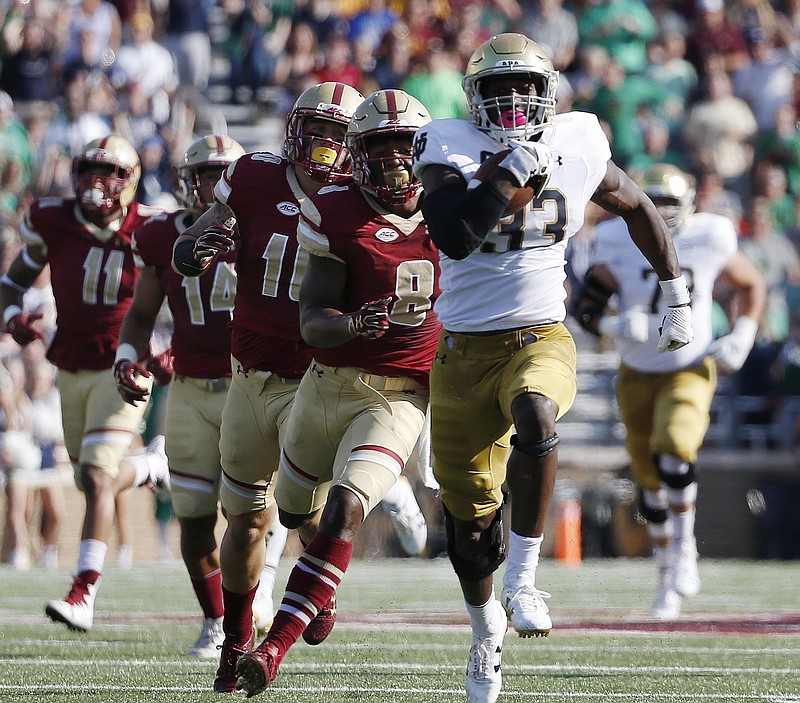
[115,343,139,364]
[2,305,22,325]
[659,275,690,307]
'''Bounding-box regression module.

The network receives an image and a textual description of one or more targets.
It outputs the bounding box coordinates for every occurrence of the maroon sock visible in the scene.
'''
[265,532,353,658]
[191,568,224,620]
[222,583,258,644]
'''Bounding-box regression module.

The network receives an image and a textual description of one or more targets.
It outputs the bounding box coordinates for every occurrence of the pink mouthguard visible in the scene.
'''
[499,110,527,128]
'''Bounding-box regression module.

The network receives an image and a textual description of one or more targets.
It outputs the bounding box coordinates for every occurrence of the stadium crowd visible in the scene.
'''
[0,0,798,570]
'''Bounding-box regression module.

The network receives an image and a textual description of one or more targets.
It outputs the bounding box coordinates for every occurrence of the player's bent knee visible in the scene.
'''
[510,433,559,457]
[278,507,315,531]
[443,506,505,582]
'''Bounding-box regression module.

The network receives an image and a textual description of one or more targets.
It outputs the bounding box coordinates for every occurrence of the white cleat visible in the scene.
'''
[252,585,274,638]
[501,583,552,637]
[387,477,428,556]
[650,568,682,620]
[145,435,171,499]
[466,604,506,703]
[672,538,701,598]
[188,616,225,659]
[45,575,101,632]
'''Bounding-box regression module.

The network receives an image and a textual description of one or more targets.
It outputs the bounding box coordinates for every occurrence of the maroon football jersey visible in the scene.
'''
[214,152,313,378]
[133,210,235,379]
[23,198,162,372]
[298,183,441,387]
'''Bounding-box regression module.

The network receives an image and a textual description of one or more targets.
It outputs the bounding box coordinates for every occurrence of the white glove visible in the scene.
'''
[657,275,694,352]
[598,307,650,343]
[707,316,758,373]
[501,140,554,196]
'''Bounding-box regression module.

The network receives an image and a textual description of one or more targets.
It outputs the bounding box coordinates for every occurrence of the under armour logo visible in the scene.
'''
[236,364,249,378]
[434,352,447,364]
[311,363,323,378]
[555,155,563,166]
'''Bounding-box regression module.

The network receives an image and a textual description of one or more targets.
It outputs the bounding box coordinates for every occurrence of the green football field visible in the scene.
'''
[1,557,798,702]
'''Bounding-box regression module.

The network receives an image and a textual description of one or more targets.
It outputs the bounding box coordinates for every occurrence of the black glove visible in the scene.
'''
[349,297,393,339]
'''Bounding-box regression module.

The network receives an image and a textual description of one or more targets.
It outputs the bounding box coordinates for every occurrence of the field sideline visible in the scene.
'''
[1,557,798,702]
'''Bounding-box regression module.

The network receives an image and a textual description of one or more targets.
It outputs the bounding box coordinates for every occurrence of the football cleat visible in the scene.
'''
[235,642,281,698]
[650,568,682,620]
[252,585,274,638]
[501,583,552,638]
[213,630,254,693]
[145,435,171,500]
[188,616,225,659]
[388,502,428,557]
[301,592,336,646]
[672,538,701,598]
[466,602,506,703]
[45,572,101,632]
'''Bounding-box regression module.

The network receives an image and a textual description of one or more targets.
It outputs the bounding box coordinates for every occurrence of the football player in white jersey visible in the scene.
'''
[574,164,765,620]
[412,33,694,703]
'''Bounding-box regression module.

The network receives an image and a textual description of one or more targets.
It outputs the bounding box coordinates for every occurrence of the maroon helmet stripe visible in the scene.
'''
[386,90,398,120]
[214,135,225,155]
[332,82,345,104]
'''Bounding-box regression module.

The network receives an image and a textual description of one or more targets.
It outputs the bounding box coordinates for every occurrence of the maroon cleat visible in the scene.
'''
[213,632,253,693]
[235,642,281,698]
[301,593,336,646]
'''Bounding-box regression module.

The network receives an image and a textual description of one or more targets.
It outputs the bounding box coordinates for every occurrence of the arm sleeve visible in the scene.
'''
[421,181,509,261]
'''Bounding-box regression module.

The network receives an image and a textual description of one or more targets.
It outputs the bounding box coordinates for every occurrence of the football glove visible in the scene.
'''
[146,348,174,386]
[193,226,237,266]
[708,316,758,373]
[657,275,694,352]
[113,359,151,405]
[598,307,650,344]
[503,140,554,197]
[4,311,45,346]
[349,296,393,339]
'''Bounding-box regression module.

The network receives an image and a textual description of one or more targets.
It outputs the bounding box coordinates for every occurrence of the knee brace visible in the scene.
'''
[443,505,506,582]
[510,433,559,457]
[654,454,696,489]
[638,489,668,525]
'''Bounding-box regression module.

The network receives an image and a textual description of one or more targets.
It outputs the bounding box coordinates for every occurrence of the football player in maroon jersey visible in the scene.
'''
[170,82,366,693]
[114,134,246,659]
[235,89,440,697]
[0,135,170,632]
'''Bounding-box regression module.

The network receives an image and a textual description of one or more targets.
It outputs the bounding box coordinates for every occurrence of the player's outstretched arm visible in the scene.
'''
[0,243,48,346]
[172,201,237,276]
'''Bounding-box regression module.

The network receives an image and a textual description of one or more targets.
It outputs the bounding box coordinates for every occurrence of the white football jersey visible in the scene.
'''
[413,112,610,332]
[592,212,738,372]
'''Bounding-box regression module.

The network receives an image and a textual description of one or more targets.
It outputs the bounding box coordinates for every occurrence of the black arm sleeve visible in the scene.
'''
[421,180,510,260]
[172,239,207,277]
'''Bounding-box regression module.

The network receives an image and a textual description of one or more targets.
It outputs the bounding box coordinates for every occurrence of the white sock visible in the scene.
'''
[77,538,108,574]
[264,517,288,570]
[465,588,504,637]
[670,505,696,544]
[381,476,413,513]
[503,530,543,589]
[653,544,672,571]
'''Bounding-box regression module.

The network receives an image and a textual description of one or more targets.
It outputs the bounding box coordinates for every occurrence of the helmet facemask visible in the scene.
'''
[284,111,353,183]
[73,160,136,214]
[351,131,419,205]
[176,165,227,212]
[641,165,696,236]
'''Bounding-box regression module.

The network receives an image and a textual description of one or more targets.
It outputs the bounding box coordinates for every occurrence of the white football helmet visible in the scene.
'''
[284,81,364,183]
[347,89,431,205]
[640,164,696,236]
[72,135,141,214]
[463,33,559,144]
[176,134,245,211]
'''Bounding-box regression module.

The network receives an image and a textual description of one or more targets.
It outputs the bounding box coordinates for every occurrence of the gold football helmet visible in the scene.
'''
[640,164,695,235]
[347,89,431,205]
[72,135,141,214]
[284,81,364,183]
[463,33,559,143]
[176,134,245,211]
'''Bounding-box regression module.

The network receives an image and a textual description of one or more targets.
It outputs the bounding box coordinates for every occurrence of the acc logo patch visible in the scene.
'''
[375,227,399,242]
[276,201,300,216]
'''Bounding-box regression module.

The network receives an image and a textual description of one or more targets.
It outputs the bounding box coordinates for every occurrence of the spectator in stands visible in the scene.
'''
[732,25,795,134]
[401,40,467,120]
[162,0,212,93]
[577,0,658,75]
[753,160,797,234]
[313,32,362,91]
[694,166,743,225]
[682,67,758,203]
[348,0,397,54]
[756,104,800,198]
[111,11,178,126]
[0,92,35,232]
[222,0,274,105]
[59,0,122,74]
[626,118,685,178]
[687,0,750,76]
[0,17,58,114]
[518,0,579,72]
[403,0,447,59]
[271,20,320,104]
[644,28,698,135]
[567,43,610,104]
